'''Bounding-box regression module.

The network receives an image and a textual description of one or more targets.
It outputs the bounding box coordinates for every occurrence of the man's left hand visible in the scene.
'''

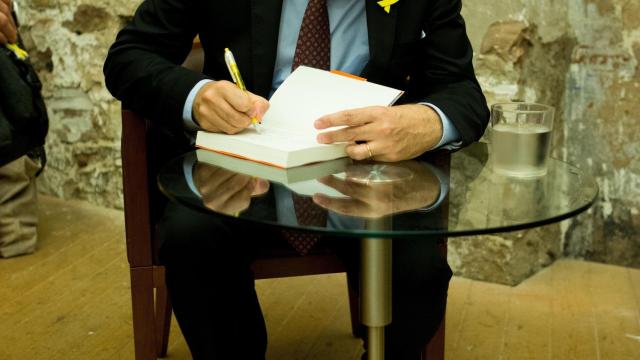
[314,104,443,162]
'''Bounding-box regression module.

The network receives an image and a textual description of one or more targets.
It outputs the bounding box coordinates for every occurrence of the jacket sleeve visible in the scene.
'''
[103,0,208,131]
[414,0,489,146]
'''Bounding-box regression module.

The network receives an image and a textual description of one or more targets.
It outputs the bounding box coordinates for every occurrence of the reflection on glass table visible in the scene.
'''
[160,142,597,238]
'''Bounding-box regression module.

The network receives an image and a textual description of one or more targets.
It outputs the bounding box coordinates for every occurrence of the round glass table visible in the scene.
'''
[158,142,597,360]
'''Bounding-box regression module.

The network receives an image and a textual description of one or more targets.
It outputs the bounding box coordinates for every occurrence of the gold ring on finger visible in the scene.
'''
[365,142,374,160]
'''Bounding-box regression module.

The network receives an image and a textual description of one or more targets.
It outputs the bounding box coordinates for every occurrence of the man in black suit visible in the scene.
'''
[104,0,489,358]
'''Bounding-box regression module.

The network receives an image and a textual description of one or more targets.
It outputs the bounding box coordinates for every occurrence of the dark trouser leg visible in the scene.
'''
[336,237,452,360]
[158,203,268,360]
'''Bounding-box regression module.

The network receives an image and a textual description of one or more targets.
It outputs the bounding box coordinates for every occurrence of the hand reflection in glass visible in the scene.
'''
[193,163,270,215]
[312,161,442,218]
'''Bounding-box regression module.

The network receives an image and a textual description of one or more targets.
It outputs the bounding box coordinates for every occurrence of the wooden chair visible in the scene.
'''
[121,44,446,360]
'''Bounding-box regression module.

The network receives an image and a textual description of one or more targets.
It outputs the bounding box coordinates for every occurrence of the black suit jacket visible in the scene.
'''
[104,0,489,148]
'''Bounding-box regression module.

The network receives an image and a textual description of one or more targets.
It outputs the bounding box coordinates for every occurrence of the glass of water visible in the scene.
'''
[490,103,555,178]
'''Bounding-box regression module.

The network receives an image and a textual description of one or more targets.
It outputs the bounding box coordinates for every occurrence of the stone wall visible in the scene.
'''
[561,0,640,267]
[14,0,140,208]
[450,0,640,284]
[14,0,639,283]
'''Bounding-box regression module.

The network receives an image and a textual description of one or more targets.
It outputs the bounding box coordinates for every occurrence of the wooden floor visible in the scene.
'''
[1,196,639,359]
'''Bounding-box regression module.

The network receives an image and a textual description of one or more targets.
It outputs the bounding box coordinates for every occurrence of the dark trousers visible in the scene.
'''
[158,203,452,360]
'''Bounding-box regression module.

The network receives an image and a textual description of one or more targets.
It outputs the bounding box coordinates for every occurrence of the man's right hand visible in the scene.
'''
[193,80,270,134]
[0,0,17,44]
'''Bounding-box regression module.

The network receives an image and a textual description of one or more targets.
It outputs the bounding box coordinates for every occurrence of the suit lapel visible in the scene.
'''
[364,0,399,79]
[250,0,283,97]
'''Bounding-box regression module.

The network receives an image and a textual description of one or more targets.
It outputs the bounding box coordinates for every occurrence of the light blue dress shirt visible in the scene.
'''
[182,0,461,149]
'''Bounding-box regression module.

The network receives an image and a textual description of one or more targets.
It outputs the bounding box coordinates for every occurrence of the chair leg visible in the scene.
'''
[130,267,157,360]
[155,284,172,357]
[423,316,445,360]
[346,271,365,338]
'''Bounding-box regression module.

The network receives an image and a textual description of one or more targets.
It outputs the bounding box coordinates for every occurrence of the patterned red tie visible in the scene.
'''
[292,0,331,71]
[283,0,331,255]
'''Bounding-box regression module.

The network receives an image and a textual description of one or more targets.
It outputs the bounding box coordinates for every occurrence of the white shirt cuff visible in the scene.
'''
[182,79,214,131]
[421,103,463,151]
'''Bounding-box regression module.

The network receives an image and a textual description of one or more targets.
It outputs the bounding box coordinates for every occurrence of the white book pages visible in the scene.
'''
[263,66,404,133]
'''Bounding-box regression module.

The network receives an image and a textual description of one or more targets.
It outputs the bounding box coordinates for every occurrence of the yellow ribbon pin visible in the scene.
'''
[5,43,29,61]
[377,0,399,13]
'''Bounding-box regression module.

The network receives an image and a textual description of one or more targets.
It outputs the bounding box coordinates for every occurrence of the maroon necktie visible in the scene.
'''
[292,0,331,71]
[283,0,331,255]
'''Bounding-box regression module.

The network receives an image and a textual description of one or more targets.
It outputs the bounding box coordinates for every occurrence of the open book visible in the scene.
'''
[196,66,404,168]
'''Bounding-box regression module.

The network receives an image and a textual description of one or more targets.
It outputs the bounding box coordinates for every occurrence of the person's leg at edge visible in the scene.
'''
[0,155,40,258]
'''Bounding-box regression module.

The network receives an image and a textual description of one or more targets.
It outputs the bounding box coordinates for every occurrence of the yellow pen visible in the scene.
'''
[224,48,261,133]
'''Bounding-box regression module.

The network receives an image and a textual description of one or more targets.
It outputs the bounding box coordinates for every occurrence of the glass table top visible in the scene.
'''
[158,142,598,238]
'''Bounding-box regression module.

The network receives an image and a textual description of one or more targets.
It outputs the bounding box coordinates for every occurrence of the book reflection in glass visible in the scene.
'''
[196,150,351,198]
[196,66,404,168]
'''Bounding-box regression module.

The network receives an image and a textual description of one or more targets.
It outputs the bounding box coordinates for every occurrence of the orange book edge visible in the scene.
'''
[330,69,367,81]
